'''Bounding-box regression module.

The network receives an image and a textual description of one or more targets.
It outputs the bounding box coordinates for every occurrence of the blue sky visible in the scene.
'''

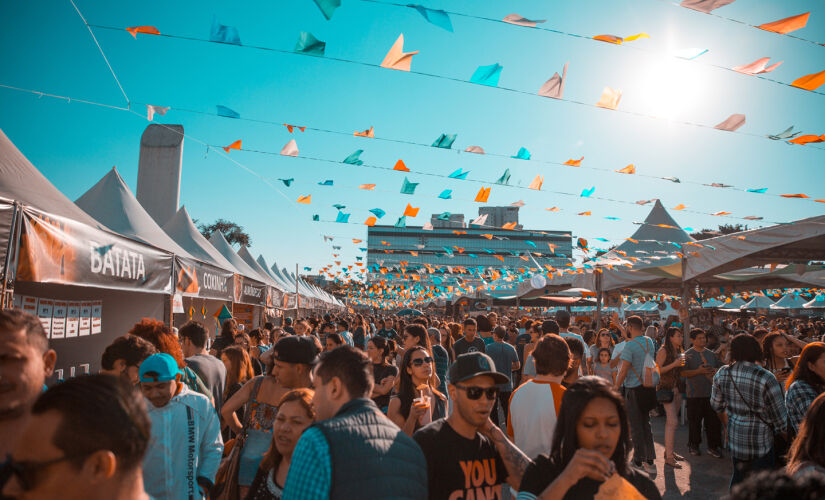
[2,0,824,277]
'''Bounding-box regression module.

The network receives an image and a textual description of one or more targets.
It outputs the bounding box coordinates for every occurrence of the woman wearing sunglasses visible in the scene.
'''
[517,377,661,500]
[388,346,447,436]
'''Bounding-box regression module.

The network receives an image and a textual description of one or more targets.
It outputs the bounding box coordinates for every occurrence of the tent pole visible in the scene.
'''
[295,263,299,318]
[595,270,603,328]
[0,203,21,309]
[680,257,691,338]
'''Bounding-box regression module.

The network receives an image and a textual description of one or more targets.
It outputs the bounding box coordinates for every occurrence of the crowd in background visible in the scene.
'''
[2,306,825,500]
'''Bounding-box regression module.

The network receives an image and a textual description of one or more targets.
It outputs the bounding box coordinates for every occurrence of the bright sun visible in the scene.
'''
[636,59,708,120]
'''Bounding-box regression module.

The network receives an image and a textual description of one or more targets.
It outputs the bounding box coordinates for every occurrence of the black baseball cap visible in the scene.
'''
[448,352,509,385]
[273,336,319,365]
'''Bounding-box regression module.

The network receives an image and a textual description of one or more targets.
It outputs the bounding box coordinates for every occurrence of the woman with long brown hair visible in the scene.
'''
[655,327,686,468]
[245,389,316,500]
[221,345,256,437]
[387,346,446,436]
[785,342,825,434]
[786,392,825,478]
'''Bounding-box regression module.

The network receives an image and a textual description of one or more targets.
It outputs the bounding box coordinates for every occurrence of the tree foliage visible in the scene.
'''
[690,223,748,241]
[197,219,251,248]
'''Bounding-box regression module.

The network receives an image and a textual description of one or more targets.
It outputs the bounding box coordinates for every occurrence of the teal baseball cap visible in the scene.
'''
[139,353,182,382]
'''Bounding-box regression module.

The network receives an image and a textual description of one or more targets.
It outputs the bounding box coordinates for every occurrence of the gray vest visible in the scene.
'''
[314,398,427,500]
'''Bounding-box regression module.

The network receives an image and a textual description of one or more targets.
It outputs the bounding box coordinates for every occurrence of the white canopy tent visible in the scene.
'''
[0,129,103,228]
[162,206,239,273]
[741,295,775,310]
[208,232,270,284]
[75,168,195,260]
[803,294,825,309]
[770,292,808,310]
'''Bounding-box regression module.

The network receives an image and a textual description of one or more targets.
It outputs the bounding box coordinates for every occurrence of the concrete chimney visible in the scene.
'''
[136,124,183,227]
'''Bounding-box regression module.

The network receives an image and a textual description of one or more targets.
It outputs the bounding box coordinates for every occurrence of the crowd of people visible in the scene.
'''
[1,306,825,499]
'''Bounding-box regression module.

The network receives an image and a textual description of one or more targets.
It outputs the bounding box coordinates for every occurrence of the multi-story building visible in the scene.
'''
[366,207,571,284]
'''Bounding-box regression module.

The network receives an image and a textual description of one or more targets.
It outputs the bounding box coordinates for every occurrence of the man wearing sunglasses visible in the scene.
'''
[414,352,531,500]
[0,309,56,496]
[2,374,151,500]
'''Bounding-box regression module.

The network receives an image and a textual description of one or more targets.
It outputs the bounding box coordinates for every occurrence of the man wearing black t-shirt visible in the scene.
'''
[414,352,531,500]
[453,318,486,356]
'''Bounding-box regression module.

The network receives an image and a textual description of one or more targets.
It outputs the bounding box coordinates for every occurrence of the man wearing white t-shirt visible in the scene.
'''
[507,334,570,460]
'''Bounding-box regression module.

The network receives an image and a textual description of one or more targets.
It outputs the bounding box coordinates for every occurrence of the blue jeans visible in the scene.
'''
[730,448,774,489]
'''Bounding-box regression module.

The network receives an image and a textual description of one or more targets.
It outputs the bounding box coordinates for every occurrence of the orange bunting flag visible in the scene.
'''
[126,26,160,38]
[528,175,543,190]
[616,164,635,174]
[791,69,825,91]
[222,139,242,153]
[814,199,825,203]
[359,184,376,190]
[596,87,622,110]
[593,34,623,44]
[380,34,419,72]
[283,124,306,133]
[627,238,639,243]
[452,230,467,235]
[494,255,504,262]
[409,251,418,256]
[475,186,491,202]
[296,195,311,204]
[548,243,558,251]
[673,204,687,210]
[578,211,592,216]
[788,134,825,145]
[403,204,420,217]
[545,207,560,212]
[502,222,517,229]
[711,211,731,216]
[393,159,410,172]
[354,126,375,138]
[481,234,493,239]
[757,12,809,34]
[564,157,583,167]
[781,193,809,198]
[352,239,362,244]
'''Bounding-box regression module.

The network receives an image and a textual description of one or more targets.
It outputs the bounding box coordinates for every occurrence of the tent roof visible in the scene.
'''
[0,128,102,227]
[208,232,268,283]
[804,294,825,309]
[741,295,775,309]
[75,167,194,258]
[162,206,238,272]
[256,255,294,292]
[237,246,285,291]
[770,292,808,310]
[602,199,693,264]
[685,215,825,280]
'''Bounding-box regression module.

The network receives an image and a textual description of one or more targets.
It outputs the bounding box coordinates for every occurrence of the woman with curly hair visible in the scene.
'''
[128,318,212,400]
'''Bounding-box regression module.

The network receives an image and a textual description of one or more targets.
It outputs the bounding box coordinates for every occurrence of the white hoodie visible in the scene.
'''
[142,384,223,500]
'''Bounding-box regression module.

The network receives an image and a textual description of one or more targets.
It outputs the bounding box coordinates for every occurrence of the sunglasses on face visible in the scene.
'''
[410,356,434,367]
[3,454,86,491]
[455,384,499,400]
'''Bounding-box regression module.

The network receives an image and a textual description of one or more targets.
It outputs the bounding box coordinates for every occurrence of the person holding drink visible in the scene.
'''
[656,327,686,468]
[388,346,447,436]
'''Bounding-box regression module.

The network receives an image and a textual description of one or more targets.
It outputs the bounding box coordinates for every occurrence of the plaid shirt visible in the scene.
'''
[786,379,820,434]
[711,362,787,460]
[282,427,331,500]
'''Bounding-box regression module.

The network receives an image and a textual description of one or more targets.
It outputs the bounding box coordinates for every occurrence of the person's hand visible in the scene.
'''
[479,416,496,439]
[558,449,613,484]
[409,400,428,421]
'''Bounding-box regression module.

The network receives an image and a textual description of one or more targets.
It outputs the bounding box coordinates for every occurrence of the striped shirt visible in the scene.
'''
[710,362,787,460]
[507,380,566,460]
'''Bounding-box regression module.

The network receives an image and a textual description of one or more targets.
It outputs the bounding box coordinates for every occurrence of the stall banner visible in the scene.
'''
[17,207,173,293]
[233,303,255,331]
[174,256,234,301]
[0,201,14,282]
[234,275,267,306]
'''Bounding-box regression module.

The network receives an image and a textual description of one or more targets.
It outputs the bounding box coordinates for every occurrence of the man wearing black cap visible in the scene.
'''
[270,336,318,389]
[413,352,531,500]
